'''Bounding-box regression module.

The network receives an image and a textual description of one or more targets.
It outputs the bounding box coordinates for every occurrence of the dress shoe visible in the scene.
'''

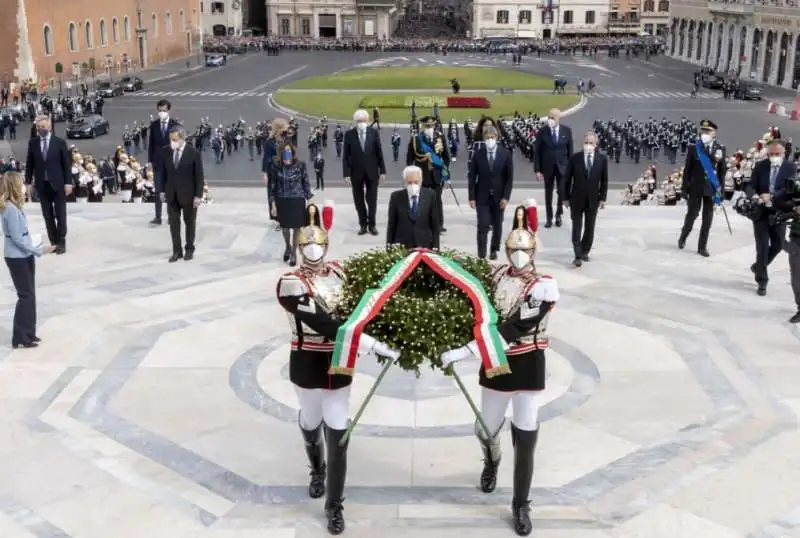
[149,218,162,226]
[55,244,66,255]
[790,311,800,324]
[13,342,38,349]
[581,254,591,262]
[441,226,447,233]
[555,216,562,227]
[544,220,553,229]
[489,251,498,260]
[184,251,194,261]
[357,227,367,235]
[697,249,710,258]
[572,258,582,267]
[283,247,291,263]
[678,237,686,250]
[368,227,379,236]
[169,252,183,263]
[757,286,767,296]
[289,256,297,267]
[31,336,41,343]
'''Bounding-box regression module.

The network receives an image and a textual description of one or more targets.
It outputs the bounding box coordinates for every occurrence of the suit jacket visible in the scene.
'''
[148,118,179,166]
[159,144,205,206]
[682,141,727,197]
[749,158,795,197]
[386,188,440,249]
[468,145,513,205]
[564,150,609,209]
[535,124,573,178]
[24,134,71,190]
[342,127,385,182]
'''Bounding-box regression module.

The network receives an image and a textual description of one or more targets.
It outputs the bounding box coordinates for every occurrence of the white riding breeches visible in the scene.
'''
[480,387,541,434]
[294,386,351,430]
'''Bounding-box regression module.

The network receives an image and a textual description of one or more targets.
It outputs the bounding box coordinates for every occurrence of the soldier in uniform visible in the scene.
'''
[314,152,325,190]
[391,128,402,162]
[679,119,727,257]
[406,116,451,233]
[276,202,398,535]
[440,199,558,537]
[334,124,344,158]
[246,127,255,161]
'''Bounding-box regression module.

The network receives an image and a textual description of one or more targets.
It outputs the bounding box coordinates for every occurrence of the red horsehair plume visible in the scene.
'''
[322,200,334,231]
[524,198,539,233]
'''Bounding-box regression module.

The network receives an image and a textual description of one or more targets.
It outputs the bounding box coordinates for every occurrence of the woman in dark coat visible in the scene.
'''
[263,118,290,228]
[269,141,311,266]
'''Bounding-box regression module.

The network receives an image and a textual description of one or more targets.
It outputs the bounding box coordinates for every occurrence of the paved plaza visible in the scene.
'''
[0,186,798,538]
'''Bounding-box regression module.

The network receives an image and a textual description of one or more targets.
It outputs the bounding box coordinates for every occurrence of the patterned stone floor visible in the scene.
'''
[0,187,798,538]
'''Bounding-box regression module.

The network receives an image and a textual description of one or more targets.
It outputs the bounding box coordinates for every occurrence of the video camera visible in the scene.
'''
[733,178,800,224]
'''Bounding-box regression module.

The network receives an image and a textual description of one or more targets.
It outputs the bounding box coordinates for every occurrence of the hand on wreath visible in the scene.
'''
[360,333,400,360]
[441,341,479,368]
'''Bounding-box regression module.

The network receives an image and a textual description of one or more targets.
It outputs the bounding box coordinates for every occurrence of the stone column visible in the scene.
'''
[782,34,797,89]
[701,24,711,65]
[756,32,768,80]
[719,23,730,70]
[335,11,341,37]
[727,25,740,72]
[742,26,754,76]
[313,11,319,38]
[708,24,719,67]
[768,36,781,85]
[691,29,699,64]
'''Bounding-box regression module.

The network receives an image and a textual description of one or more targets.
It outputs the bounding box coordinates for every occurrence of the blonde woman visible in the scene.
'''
[0,172,55,349]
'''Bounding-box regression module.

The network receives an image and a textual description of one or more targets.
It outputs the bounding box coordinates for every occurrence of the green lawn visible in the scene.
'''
[273,92,580,124]
[282,67,553,91]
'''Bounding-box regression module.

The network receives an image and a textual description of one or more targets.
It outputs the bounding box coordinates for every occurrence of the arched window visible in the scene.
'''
[112,17,119,43]
[179,10,186,32]
[43,24,54,56]
[85,20,93,48]
[165,11,173,35]
[152,13,158,37]
[123,16,131,42]
[643,0,655,10]
[658,0,669,11]
[68,22,78,52]
[99,19,107,45]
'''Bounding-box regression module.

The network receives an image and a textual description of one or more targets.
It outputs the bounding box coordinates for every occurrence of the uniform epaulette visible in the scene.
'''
[277,272,311,297]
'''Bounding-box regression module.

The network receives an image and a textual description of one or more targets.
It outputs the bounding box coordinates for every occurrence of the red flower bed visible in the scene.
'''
[447,96,490,108]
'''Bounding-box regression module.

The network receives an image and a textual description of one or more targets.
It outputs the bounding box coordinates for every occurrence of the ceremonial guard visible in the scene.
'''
[441,200,558,537]
[391,128,402,162]
[678,119,726,257]
[314,152,325,190]
[334,125,344,158]
[406,116,451,233]
[276,202,398,535]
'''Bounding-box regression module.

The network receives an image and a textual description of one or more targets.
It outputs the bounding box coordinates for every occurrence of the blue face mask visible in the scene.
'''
[282,150,292,162]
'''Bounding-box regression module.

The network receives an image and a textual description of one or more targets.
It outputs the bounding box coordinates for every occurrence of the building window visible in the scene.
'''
[85,20,93,48]
[165,11,173,34]
[200,2,204,13]
[211,2,224,13]
[302,19,311,35]
[541,10,553,24]
[657,0,669,11]
[643,0,655,10]
[656,23,667,34]
[563,10,573,24]
[99,19,107,46]
[152,13,158,37]
[137,10,143,28]
[585,10,595,24]
[43,25,54,56]
[280,18,290,35]
[112,17,119,43]
[123,16,131,41]
[496,10,509,24]
[644,23,654,34]
[179,10,186,31]
[518,10,531,23]
[68,22,78,52]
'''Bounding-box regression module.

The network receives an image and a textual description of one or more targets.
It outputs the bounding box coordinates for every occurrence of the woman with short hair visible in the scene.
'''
[269,142,311,266]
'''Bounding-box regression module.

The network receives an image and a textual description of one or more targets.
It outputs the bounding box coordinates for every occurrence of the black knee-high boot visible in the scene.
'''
[324,425,349,535]
[476,419,504,493]
[511,423,539,536]
[300,419,326,499]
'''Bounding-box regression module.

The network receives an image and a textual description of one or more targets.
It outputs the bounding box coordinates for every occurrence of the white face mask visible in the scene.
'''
[547,118,557,128]
[169,140,180,150]
[302,244,325,263]
[406,183,421,197]
[424,128,434,138]
[509,251,531,270]
[583,144,595,153]
[157,111,169,121]
[769,155,783,166]
[356,122,367,131]
[700,133,713,144]
[485,138,497,151]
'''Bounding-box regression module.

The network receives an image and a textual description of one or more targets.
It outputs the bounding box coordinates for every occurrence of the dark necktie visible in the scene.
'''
[552,128,557,143]
[488,151,495,169]
[41,137,48,160]
[770,166,778,193]
[162,123,168,138]
[586,153,593,171]
[411,195,418,217]
[173,148,181,167]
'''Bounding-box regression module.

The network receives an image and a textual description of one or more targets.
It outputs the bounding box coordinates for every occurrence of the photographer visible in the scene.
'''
[747,140,796,296]
[774,178,800,323]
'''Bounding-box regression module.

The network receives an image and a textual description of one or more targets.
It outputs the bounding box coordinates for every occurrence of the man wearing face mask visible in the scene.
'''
[148,100,178,226]
[386,165,441,249]
[747,139,795,296]
[563,132,609,267]
[439,200,558,537]
[277,202,399,536]
[406,117,451,234]
[468,125,513,260]
[342,109,386,236]
[678,119,727,257]
[535,109,573,228]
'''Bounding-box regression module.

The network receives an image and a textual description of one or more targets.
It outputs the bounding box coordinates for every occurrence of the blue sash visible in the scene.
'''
[418,134,450,183]
[695,141,721,205]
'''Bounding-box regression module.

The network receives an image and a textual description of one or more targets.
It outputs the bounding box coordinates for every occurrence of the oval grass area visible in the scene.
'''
[282,66,552,90]
[273,91,580,124]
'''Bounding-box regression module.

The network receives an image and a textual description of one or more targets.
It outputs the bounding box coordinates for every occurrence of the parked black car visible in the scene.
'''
[119,76,144,92]
[96,81,124,98]
[701,73,725,90]
[66,115,111,139]
[736,84,762,100]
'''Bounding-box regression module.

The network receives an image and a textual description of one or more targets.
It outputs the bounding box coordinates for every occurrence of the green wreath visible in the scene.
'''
[335,246,497,376]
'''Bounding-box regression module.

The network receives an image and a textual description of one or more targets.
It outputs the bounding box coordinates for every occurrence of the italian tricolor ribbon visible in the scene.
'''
[331,251,510,378]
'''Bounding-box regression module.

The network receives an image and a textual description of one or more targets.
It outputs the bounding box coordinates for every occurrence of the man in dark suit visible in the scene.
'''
[147,99,179,226]
[386,165,441,249]
[24,115,71,254]
[343,109,386,236]
[468,125,513,260]
[563,132,609,267]
[406,116,451,233]
[535,108,573,228]
[159,126,205,262]
[678,119,727,257]
[747,139,796,295]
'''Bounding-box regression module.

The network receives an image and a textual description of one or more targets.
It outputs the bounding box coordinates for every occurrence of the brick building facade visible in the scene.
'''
[3,0,198,86]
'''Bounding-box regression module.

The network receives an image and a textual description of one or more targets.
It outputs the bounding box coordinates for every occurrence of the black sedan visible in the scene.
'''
[701,73,725,90]
[96,81,124,98]
[119,76,144,92]
[736,84,763,100]
[66,115,111,139]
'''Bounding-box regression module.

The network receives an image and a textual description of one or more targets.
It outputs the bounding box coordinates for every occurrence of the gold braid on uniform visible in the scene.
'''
[411,135,434,171]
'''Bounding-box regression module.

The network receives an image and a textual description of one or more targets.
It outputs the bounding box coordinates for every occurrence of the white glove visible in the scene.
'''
[359,333,400,360]
[441,340,479,368]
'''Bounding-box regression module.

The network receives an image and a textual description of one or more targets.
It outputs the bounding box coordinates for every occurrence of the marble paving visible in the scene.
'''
[0,187,798,538]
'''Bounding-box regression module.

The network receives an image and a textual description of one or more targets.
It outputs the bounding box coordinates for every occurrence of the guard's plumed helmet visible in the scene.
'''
[506,198,539,254]
[297,201,334,248]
